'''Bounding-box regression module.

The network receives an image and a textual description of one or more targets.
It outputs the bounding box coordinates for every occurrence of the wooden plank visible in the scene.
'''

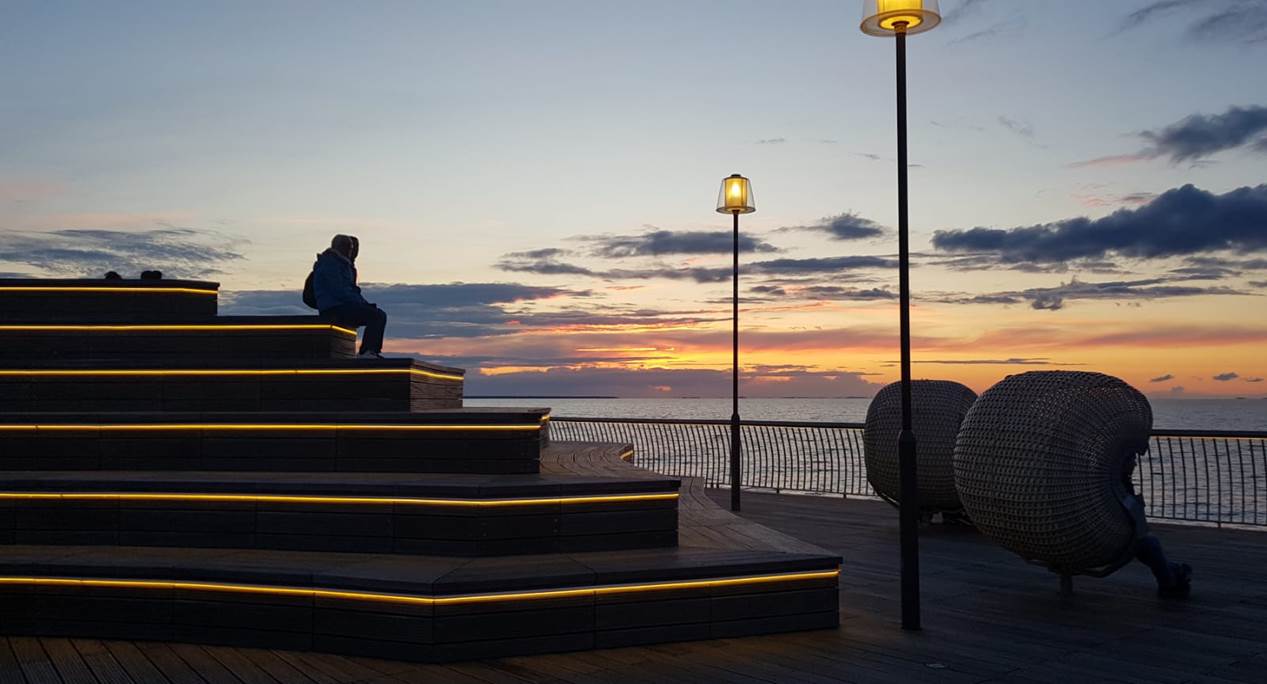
[101,642,172,684]
[133,642,209,684]
[0,639,27,684]
[72,639,136,684]
[8,639,59,684]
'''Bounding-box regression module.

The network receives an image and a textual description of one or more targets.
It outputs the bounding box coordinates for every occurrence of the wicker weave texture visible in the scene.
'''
[863,380,978,512]
[953,371,1153,576]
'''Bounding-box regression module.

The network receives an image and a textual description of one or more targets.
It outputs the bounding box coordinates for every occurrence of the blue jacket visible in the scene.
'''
[312,249,368,311]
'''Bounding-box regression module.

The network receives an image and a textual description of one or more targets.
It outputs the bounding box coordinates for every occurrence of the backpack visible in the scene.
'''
[302,271,318,309]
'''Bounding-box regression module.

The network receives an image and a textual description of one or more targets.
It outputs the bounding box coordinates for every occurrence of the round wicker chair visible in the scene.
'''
[953,371,1152,581]
[863,380,978,513]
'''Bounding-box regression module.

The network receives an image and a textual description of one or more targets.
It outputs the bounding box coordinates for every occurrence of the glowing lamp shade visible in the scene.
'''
[860,0,941,36]
[716,174,756,214]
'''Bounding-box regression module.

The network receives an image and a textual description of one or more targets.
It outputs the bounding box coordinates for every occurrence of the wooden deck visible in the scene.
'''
[4,488,1266,682]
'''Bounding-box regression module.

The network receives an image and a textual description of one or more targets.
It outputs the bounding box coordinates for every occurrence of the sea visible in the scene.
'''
[465,397,1267,432]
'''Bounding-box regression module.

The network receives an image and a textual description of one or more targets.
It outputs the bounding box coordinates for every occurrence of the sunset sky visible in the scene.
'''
[2,0,1265,398]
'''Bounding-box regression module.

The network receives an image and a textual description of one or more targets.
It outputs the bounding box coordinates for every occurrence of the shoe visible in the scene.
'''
[1158,563,1192,599]
[357,351,385,360]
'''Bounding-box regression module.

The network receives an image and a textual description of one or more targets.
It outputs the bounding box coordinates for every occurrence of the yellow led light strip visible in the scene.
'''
[0,423,542,432]
[0,491,677,507]
[0,287,217,295]
[0,368,463,382]
[0,324,357,336]
[0,569,839,606]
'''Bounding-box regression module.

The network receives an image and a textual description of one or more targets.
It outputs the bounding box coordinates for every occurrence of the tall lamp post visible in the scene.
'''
[860,0,941,631]
[717,174,755,512]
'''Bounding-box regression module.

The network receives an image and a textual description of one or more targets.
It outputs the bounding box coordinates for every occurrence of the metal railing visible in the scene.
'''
[551,417,1267,528]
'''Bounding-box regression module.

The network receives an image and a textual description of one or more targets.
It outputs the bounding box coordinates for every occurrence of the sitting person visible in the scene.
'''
[1121,454,1192,598]
[310,234,387,359]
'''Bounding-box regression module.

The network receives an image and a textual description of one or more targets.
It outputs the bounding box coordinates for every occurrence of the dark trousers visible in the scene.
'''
[322,303,386,355]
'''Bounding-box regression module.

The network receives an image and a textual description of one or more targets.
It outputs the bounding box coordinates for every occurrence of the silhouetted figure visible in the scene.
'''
[104,271,122,280]
[311,234,386,359]
[140,270,163,280]
[1123,455,1192,598]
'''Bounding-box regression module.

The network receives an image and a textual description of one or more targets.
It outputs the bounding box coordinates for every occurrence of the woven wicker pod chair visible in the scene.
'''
[953,371,1152,581]
[863,380,978,513]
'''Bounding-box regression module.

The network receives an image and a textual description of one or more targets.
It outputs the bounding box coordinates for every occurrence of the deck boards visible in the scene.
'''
[5,475,1267,681]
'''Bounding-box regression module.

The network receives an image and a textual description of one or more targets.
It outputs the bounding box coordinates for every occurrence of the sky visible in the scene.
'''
[1,0,1265,398]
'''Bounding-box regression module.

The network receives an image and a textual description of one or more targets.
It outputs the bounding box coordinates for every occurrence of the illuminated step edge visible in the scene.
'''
[0,490,677,507]
[0,421,546,432]
[0,568,839,607]
[0,366,463,382]
[0,323,357,336]
[0,286,218,295]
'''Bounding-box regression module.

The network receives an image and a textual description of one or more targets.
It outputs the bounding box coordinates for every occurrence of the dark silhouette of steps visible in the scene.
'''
[0,278,841,662]
[0,470,680,555]
[0,357,464,412]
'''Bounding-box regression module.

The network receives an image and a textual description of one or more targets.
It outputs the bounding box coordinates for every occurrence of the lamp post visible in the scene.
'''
[860,0,941,632]
[717,173,755,512]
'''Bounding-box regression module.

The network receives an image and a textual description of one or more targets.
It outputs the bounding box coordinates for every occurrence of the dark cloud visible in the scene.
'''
[583,230,779,258]
[795,286,896,301]
[1252,281,1267,288]
[1071,105,1267,167]
[502,248,573,260]
[499,252,896,284]
[932,184,1267,267]
[755,138,787,145]
[0,228,242,278]
[1141,105,1267,162]
[782,213,887,241]
[1122,0,1267,45]
[1213,372,1240,382]
[1247,377,1265,383]
[225,282,607,339]
[1151,373,1175,383]
[933,276,1247,311]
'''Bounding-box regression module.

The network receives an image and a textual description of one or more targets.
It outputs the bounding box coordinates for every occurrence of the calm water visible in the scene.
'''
[466,397,1267,432]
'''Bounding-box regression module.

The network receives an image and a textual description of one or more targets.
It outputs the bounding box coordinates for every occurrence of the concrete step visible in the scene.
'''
[0,544,840,662]
[0,408,550,474]
[0,316,356,360]
[0,357,464,412]
[0,278,219,322]
[0,470,680,556]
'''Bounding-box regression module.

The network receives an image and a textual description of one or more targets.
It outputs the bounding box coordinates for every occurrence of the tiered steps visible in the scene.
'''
[0,470,680,555]
[0,278,219,321]
[0,409,547,473]
[0,278,841,662]
[0,545,838,660]
[0,357,464,412]
[0,316,358,360]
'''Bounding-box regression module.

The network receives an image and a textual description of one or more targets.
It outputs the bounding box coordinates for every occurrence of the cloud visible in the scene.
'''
[1171,386,1186,394]
[1141,105,1267,162]
[225,282,612,339]
[933,276,1247,311]
[582,230,779,258]
[1248,377,1265,383]
[755,138,787,145]
[460,366,881,399]
[1070,105,1267,167]
[1213,372,1240,381]
[498,252,897,283]
[1151,373,1175,382]
[998,115,1035,139]
[0,228,243,278]
[931,184,1267,267]
[943,0,996,23]
[912,358,1058,366]
[781,213,887,241]
[1121,0,1267,45]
